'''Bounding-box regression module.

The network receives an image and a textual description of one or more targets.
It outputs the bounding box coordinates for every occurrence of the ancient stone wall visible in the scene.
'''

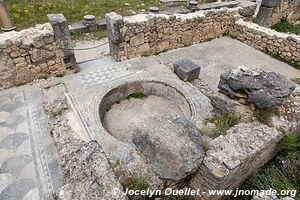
[0,23,66,89]
[256,0,300,27]
[190,122,284,200]
[106,8,242,61]
[270,0,300,25]
[231,19,300,66]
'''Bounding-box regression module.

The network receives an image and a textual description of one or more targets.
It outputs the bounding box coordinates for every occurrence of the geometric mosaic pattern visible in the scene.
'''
[0,89,60,200]
[80,64,134,88]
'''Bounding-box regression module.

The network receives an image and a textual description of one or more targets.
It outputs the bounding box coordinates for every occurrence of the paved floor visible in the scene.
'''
[0,87,60,200]
[0,37,299,200]
[157,37,300,91]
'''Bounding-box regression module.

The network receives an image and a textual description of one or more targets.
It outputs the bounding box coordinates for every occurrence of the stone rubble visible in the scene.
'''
[43,84,126,200]
[218,66,296,108]
[132,114,205,181]
[190,122,284,199]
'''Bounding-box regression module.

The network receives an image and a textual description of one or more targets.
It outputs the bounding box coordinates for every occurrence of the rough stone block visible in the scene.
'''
[48,14,78,72]
[130,32,144,46]
[261,0,281,8]
[105,12,124,44]
[190,122,283,200]
[256,6,274,26]
[173,59,201,81]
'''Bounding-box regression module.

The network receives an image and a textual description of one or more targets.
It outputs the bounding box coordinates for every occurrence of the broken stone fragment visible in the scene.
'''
[132,114,205,181]
[218,66,296,108]
[173,59,201,82]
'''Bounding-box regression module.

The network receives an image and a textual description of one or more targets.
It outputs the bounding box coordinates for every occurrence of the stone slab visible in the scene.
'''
[173,59,201,81]
[198,1,240,10]
[0,86,61,200]
[256,6,274,26]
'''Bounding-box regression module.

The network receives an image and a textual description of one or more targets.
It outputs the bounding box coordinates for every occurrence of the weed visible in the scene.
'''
[236,132,300,200]
[71,30,107,42]
[202,112,240,138]
[292,78,300,85]
[127,176,150,200]
[51,106,67,117]
[188,79,197,83]
[126,92,146,99]
[281,132,300,153]
[5,0,162,30]
[255,107,279,125]
[271,18,300,35]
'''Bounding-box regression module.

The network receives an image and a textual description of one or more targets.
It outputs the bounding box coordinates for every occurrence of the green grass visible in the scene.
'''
[126,92,146,99]
[201,112,240,139]
[271,18,300,35]
[3,0,160,30]
[70,30,107,42]
[127,176,150,200]
[236,132,300,200]
[292,78,300,85]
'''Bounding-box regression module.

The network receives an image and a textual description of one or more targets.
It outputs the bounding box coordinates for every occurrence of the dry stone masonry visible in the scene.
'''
[190,122,284,200]
[231,19,300,66]
[256,0,300,27]
[0,23,66,89]
[0,14,77,90]
[106,5,300,68]
[106,8,242,61]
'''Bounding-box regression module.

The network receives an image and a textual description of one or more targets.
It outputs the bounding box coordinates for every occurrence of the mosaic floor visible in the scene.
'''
[0,87,60,200]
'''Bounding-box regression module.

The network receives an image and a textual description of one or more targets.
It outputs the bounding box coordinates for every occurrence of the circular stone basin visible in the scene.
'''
[99,81,192,143]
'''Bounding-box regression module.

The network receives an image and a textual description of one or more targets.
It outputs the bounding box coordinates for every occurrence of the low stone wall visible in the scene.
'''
[106,8,243,61]
[256,0,300,27]
[190,122,283,200]
[270,0,300,25]
[231,19,300,65]
[0,23,65,89]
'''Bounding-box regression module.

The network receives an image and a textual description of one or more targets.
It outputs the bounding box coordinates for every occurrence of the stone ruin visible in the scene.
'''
[256,0,300,27]
[0,1,300,200]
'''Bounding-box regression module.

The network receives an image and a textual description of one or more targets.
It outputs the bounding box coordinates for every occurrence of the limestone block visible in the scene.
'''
[132,114,205,181]
[129,33,144,46]
[261,0,281,8]
[256,6,274,26]
[173,59,201,82]
[190,122,283,200]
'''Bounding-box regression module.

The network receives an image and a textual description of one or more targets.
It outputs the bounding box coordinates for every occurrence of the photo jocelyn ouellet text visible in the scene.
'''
[113,187,298,198]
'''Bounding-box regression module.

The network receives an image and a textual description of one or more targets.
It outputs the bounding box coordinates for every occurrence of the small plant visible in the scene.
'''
[271,18,300,35]
[126,92,146,99]
[255,107,279,125]
[71,30,107,42]
[51,106,67,118]
[127,176,150,200]
[237,131,300,200]
[292,78,300,85]
[202,112,240,138]
[281,132,300,153]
